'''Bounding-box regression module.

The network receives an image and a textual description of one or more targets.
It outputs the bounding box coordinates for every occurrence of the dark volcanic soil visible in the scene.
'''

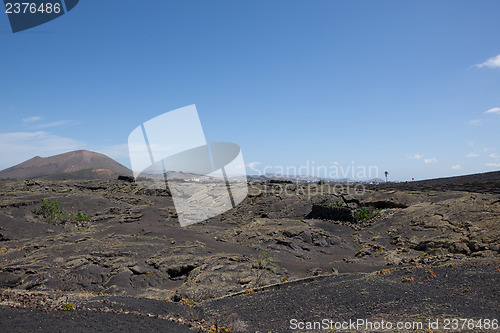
[0,176,498,332]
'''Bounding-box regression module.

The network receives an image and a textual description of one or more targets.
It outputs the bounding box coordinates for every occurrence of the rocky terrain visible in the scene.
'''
[0,175,499,332]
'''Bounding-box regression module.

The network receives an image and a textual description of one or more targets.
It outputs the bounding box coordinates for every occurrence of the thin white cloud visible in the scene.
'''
[490,153,500,159]
[22,116,43,125]
[331,161,340,165]
[424,157,437,164]
[485,107,500,115]
[466,152,479,158]
[407,153,423,160]
[451,165,463,170]
[0,131,85,170]
[467,141,474,147]
[475,54,500,69]
[30,120,76,129]
[486,162,500,168]
[469,119,482,126]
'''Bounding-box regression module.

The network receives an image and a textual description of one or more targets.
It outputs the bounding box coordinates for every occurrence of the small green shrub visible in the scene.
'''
[71,211,91,223]
[354,206,379,221]
[257,251,274,270]
[61,303,74,311]
[33,200,64,224]
[328,200,345,208]
[254,251,280,286]
[33,200,91,227]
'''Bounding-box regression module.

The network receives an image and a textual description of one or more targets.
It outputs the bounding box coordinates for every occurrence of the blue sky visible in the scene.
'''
[1,0,499,181]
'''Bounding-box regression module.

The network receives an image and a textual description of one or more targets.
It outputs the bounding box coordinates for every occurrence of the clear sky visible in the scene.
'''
[1,0,499,181]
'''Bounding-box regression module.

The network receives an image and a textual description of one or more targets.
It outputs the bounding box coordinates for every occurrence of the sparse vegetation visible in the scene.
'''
[61,303,74,311]
[33,199,91,227]
[33,199,63,224]
[353,206,379,221]
[401,276,414,283]
[254,251,280,286]
[328,200,345,208]
[256,251,275,272]
[71,211,91,223]
[179,298,198,308]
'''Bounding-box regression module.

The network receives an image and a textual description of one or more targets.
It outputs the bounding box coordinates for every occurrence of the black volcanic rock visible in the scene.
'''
[371,170,500,194]
[0,172,499,332]
[306,204,354,222]
[118,175,135,182]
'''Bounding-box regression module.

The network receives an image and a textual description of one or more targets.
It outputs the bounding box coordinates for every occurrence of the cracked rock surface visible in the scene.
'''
[0,177,498,332]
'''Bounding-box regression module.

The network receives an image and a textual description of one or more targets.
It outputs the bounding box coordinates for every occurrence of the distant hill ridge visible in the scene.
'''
[372,170,500,195]
[0,150,132,180]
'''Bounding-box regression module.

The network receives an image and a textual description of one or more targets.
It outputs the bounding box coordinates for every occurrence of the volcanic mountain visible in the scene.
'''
[0,150,132,180]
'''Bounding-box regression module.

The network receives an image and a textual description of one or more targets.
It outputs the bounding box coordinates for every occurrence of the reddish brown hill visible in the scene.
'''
[0,150,132,180]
